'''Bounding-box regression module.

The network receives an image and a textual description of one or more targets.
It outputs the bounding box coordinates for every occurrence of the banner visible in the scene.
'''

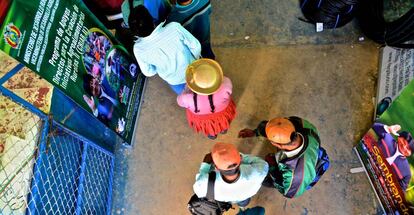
[0,0,145,144]
[355,80,414,214]
[375,47,414,118]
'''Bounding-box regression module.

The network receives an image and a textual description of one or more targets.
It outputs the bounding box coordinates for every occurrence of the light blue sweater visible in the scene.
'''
[133,22,201,85]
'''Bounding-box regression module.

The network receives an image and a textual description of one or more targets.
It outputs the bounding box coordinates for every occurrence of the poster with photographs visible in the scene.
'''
[0,0,145,144]
[355,80,414,214]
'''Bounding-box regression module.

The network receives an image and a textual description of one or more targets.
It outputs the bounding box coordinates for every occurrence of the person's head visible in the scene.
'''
[398,131,414,157]
[128,5,154,37]
[265,117,302,151]
[83,73,101,97]
[177,0,192,5]
[211,142,242,182]
[185,59,223,95]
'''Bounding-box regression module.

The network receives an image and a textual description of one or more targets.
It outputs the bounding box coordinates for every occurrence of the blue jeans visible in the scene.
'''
[169,83,186,94]
[201,42,215,60]
[236,198,251,207]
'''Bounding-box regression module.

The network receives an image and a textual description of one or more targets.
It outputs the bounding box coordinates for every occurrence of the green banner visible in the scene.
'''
[355,80,414,215]
[0,0,145,144]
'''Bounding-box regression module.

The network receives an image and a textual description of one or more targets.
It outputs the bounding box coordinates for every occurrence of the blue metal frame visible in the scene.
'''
[107,154,115,215]
[0,63,24,85]
[75,143,89,215]
[0,64,115,214]
[53,120,115,158]
[25,119,49,214]
[0,63,45,118]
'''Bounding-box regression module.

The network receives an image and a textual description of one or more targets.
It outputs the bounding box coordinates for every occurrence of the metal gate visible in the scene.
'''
[0,63,114,215]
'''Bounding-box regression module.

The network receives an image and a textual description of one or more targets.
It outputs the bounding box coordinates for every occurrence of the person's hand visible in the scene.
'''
[384,124,401,136]
[83,95,96,111]
[203,153,213,164]
[238,128,256,138]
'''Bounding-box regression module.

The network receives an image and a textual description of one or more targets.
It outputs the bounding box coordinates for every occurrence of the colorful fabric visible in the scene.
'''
[258,116,321,198]
[121,0,171,25]
[167,0,214,58]
[372,122,411,190]
[133,22,201,85]
[185,99,236,136]
[177,77,232,114]
[193,153,269,202]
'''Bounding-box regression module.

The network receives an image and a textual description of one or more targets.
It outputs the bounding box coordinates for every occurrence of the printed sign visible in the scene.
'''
[375,47,414,118]
[0,0,145,144]
[356,80,414,214]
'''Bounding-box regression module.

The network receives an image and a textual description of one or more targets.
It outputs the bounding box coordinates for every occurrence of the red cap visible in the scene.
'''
[211,142,241,170]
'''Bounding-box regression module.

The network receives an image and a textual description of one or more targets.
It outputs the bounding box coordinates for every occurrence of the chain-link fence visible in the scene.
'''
[0,92,114,215]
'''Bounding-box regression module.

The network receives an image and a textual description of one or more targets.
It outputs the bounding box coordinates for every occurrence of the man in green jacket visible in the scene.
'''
[238,116,328,198]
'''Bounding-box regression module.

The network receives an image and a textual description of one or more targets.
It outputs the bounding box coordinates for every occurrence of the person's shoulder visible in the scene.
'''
[165,21,181,28]
[223,76,232,83]
[198,0,211,6]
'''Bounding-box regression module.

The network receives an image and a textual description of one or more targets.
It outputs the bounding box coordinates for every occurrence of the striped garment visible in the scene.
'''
[258,117,320,198]
[166,0,214,59]
[133,22,201,85]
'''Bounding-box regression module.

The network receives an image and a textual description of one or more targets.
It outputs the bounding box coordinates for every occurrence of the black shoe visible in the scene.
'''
[262,175,274,188]
[208,135,217,140]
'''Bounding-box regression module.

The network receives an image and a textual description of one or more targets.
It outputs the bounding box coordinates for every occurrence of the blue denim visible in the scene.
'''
[237,206,265,215]
[236,198,251,207]
[169,83,186,94]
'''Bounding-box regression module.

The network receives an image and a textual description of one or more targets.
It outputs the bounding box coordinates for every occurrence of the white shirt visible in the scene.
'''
[284,133,305,158]
[193,154,269,202]
[133,22,201,85]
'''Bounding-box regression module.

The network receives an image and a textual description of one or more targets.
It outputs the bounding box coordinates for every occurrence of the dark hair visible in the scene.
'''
[128,5,154,37]
[290,131,299,143]
[177,0,191,4]
[83,73,94,96]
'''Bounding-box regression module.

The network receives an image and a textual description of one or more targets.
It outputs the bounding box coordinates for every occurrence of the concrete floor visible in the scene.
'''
[112,1,383,214]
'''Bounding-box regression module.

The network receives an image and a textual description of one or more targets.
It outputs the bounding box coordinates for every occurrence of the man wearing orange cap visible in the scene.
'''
[193,142,268,210]
[238,116,329,198]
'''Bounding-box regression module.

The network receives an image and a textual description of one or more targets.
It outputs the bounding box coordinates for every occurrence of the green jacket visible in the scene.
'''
[256,116,320,198]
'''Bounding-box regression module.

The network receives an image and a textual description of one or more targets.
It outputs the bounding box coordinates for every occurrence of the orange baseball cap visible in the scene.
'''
[265,118,296,144]
[211,142,241,170]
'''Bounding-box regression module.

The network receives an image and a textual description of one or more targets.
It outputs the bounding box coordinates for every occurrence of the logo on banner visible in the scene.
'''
[3,23,21,49]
